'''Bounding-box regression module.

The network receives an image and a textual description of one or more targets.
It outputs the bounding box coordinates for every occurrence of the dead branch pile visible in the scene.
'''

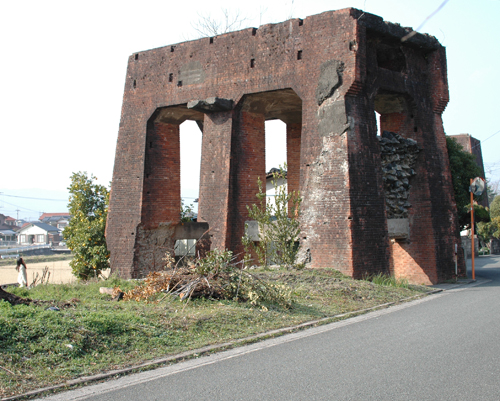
[123,267,232,302]
[120,250,292,309]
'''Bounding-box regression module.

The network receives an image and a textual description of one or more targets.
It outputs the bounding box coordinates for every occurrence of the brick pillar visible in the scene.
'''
[198,111,233,250]
[229,110,266,256]
[286,122,301,197]
[142,121,180,227]
[132,121,180,278]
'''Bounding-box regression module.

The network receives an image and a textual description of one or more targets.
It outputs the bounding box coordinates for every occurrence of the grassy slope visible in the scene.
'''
[0,269,429,398]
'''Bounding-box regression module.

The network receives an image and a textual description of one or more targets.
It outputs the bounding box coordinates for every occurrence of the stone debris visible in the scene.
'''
[378,131,420,218]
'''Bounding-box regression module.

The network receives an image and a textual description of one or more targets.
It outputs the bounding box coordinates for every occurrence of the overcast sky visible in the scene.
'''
[1,0,499,219]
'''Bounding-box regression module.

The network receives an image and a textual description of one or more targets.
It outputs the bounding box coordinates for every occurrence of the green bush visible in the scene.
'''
[243,165,302,268]
[64,172,109,280]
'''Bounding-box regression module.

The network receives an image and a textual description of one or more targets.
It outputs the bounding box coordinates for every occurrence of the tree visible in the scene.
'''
[242,165,302,268]
[491,195,500,219]
[192,9,248,37]
[486,177,499,205]
[65,172,109,280]
[486,195,500,241]
[446,137,483,230]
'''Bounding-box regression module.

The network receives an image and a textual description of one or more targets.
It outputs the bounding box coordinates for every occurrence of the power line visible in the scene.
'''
[0,199,43,213]
[1,193,67,201]
[471,129,500,150]
[401,0,450,42]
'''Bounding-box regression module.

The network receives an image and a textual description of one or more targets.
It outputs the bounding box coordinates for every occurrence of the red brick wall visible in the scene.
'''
[286,122,301,214]
[229,109,266,256]
[142,121,180,228]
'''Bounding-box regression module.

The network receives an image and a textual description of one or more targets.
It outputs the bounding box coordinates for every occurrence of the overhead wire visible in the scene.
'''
[1,193,67,202]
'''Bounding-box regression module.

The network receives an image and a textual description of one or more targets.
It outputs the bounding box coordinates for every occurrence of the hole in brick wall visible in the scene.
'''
[177,81,183,87]
[265,120,287,174]
[298,19,303,26]
[150,141,153,148]
[297,50,302,60]
[414,126,418,132]
[250,58,255,68]
[133,80,136,89]
[180,120,203,215]
[135,54,139,60]
[265,119,291,215]
[146,173,150,178]
[252,28,257,36]
[171,46,175,52]
[375,111,381,136]
[209,37,214,44]
[169,73,173,82]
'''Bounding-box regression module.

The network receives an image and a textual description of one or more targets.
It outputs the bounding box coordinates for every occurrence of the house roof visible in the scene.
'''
[0,229,17,236]
[42,215,70,222]
[266,168,287,179]
[5,216,15,222]
[39,212,70,221]
[17,222,61,234]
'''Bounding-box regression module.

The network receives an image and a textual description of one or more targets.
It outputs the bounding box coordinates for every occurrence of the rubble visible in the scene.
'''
[378,131,420,218]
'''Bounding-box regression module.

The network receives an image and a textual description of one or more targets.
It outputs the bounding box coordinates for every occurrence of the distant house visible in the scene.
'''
[4,216,16,226]
[17,222,62,245]
[266,168,287,210]
[0,214,16,227]
[0,214,18,244]
[39,212,71,230]
[0,225,17,244]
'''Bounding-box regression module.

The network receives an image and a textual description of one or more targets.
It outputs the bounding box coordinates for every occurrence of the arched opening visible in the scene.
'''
[375,111,381,136]
[229,88,302,255]
[265,119,287,210]
[140,105,206,265]
[265,119,287,172]
[180,120,202,217]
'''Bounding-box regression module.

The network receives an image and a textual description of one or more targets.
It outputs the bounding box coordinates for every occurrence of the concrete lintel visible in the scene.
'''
[187,97,234,113]
[387,218,409,239]
[174,222,210,240]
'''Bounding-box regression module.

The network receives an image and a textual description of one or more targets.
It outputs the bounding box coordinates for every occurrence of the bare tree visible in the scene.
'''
[192,9,248,37]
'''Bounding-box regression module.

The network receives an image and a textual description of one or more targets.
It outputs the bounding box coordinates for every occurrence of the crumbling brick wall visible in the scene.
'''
[106,8,464,284]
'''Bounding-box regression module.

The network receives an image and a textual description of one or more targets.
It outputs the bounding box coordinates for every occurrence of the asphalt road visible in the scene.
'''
[38,255,500,401]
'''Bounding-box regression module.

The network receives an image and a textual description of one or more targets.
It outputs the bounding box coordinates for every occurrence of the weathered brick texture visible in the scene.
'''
[107,8,464,283]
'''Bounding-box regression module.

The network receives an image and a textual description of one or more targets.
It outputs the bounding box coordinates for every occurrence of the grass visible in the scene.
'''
[363,272,411,289]
[0,268,430,398]
[0,254,73,267]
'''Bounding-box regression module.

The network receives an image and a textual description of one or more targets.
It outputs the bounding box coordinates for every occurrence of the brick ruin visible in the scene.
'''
[106,8,465,284]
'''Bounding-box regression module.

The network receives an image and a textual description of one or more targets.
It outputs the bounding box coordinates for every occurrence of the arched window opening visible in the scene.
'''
[265,119,287,210]
[180,120,202,217]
